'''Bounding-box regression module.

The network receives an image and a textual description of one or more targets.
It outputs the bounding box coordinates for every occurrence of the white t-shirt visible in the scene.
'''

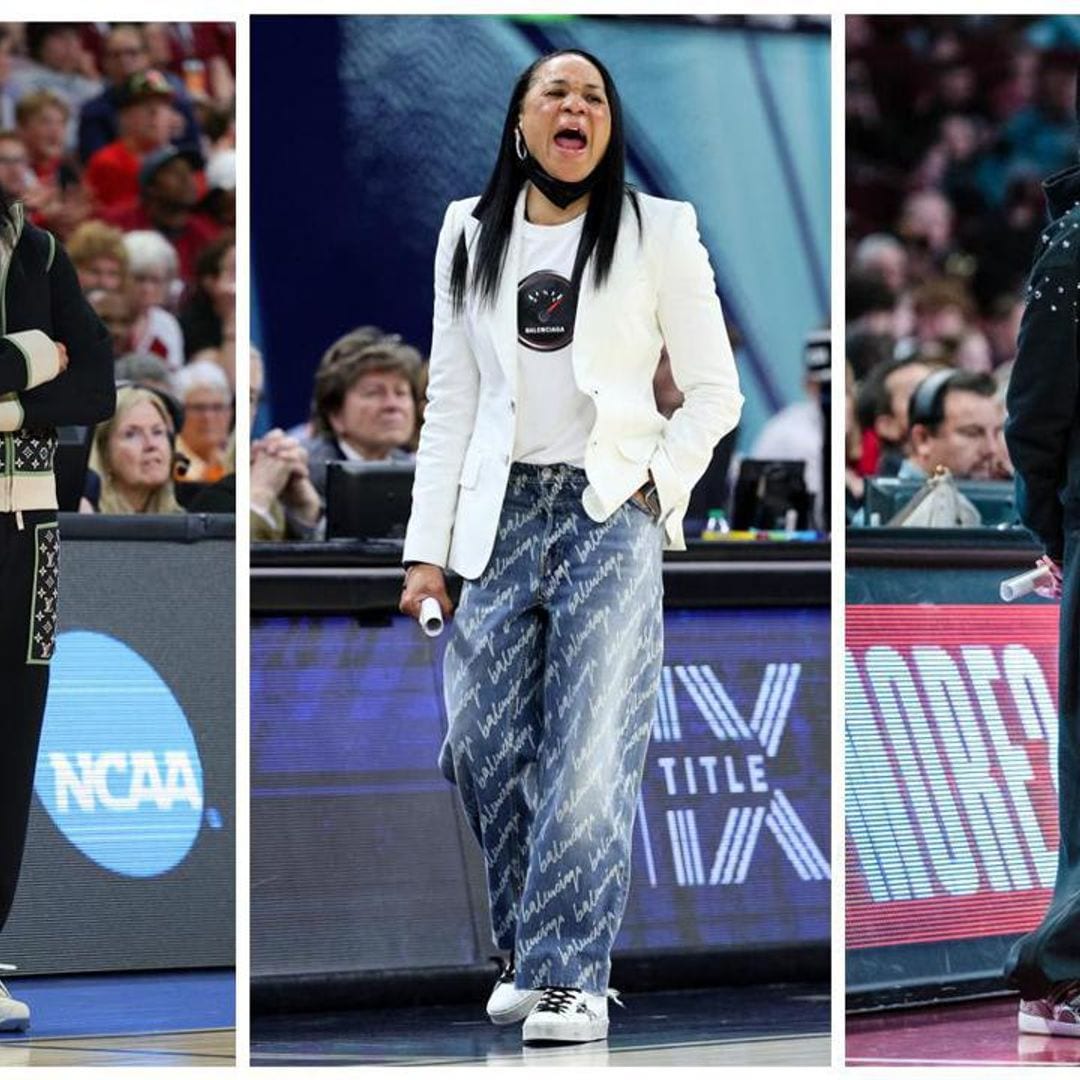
[512,214,595,466]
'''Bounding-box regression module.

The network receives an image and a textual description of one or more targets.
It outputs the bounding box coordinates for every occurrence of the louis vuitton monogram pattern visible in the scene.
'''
[13,431,54,474]
[27,521,59,665]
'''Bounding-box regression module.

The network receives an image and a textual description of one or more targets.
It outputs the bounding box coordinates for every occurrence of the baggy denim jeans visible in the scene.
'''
[440,462,664,994]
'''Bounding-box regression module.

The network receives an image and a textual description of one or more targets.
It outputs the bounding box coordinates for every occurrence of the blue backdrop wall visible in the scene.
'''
[252,15,830,446]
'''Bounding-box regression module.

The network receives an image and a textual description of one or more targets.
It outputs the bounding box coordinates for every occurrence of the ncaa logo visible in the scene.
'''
[34,631,204,878]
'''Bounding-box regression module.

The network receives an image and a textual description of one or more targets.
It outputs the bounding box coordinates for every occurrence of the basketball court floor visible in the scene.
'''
[0,969,234,1068]
[251,983,829,1067]
[847,996,1080,1067]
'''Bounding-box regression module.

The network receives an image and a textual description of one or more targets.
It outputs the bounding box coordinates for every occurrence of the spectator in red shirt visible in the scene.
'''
[83,69,176,215]
[103,145,219,292]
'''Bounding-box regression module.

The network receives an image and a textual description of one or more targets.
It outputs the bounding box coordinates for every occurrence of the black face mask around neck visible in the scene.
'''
[519,149,599,210]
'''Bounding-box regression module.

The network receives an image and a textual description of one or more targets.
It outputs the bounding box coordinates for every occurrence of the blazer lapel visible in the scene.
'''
[572,195,636,388]
[572,238,598,391]
[489,186,528,389]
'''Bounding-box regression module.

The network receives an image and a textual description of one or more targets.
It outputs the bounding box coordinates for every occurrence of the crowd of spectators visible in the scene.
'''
[251,328,427,542]
[0,21,236,515]
[251,319,745,542]
[846,15,1078,523]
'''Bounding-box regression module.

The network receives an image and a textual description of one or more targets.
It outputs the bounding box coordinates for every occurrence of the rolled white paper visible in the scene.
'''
[1000,566,1052,603]
[419,596,444,637]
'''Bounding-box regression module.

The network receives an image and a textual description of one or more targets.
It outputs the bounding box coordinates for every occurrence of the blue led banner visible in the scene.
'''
[251,607,829,976]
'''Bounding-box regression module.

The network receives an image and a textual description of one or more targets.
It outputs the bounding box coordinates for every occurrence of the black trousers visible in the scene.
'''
[0,511,58,934]
[1006,527,1080,998]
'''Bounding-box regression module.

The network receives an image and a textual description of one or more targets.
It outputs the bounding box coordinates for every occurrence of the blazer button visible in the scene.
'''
[510,400,516,413]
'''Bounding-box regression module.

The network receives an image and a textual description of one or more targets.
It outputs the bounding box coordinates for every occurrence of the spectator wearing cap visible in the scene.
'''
[103,143,219,290]
[67,220,129,294]
[174,357,233,485]
[304,337,421,500]
[123,229,184,372]
[83,69,178,214]
[78,24,200,164]
[9,23,101,148]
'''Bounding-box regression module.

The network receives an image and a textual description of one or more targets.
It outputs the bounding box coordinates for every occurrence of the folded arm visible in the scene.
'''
[0,242,114,433]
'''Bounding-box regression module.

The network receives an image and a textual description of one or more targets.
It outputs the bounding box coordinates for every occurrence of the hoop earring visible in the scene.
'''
[514,126,528,162]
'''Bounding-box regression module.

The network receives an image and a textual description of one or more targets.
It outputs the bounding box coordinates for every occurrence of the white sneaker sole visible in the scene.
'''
[522,1017,608,1044]
[1019,1011,1080,1038]
[487,989,543,1026]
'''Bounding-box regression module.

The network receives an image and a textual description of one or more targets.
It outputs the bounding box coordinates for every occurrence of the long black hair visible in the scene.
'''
[449,48,640,313]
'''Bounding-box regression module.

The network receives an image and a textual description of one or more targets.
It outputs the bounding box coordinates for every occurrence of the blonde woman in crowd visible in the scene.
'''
[90,384,182,514]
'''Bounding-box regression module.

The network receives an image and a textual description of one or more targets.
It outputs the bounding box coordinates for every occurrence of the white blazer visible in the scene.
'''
[403,187,743,580]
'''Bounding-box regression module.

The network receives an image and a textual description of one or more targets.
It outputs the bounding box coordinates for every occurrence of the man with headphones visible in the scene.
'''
[904,368,1006,483]
[1004,153,1080,1036]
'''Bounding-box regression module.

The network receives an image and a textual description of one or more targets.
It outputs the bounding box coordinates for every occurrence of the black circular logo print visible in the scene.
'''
[518,270,578,352]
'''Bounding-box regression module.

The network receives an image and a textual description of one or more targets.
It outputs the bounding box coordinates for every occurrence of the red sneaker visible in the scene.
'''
[1019,983,1080,1037]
